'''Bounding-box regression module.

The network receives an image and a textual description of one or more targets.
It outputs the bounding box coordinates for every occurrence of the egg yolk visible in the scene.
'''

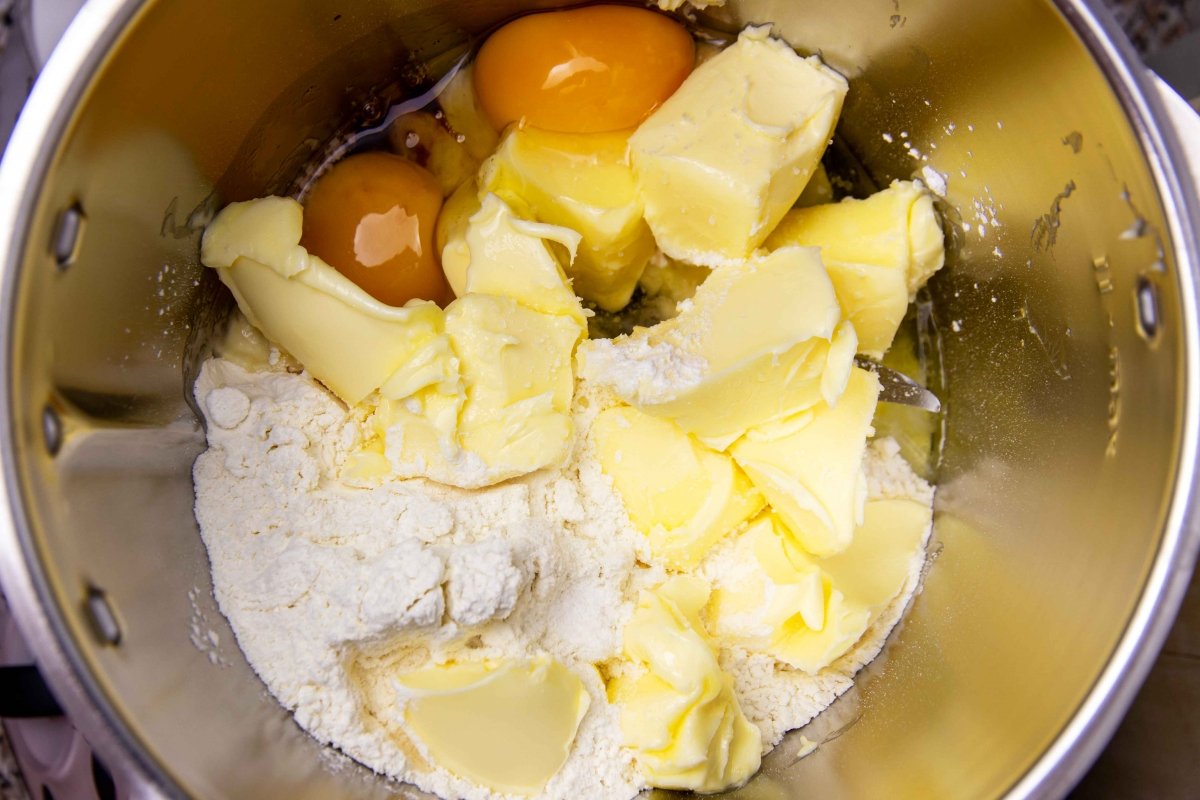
[301,152,451,307]
[474,5,694,134]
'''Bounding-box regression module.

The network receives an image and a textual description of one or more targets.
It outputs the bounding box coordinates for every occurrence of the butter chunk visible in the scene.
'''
[397,657,590,796]
[343,319,465,483]
[200,197,444,406]
[444,294,581,480]
[461,195,586,325]
[481,127,656,311]
[731,367,880,557]
[610,576,761,793]
[766,180,945,357]
[708,515,871,673]
[591,406,762,569]
[580,246,853,447]
[435,179,482,298]
[821,497,932,617]
[629,26,848,265]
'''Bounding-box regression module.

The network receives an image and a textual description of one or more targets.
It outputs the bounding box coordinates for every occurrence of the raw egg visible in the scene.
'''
[301,152,451,307]
[474,5,694,134]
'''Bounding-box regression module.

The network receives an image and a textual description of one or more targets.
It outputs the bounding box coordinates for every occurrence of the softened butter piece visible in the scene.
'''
[610,576,761,792]
[435,179,483,298]
[820,497,932,616]
[580,246,854,447]
[397,657,590,796]
[461,194,587,326]
[444,294,581,479]
[591,406,762,569]
[766,180,946,357]
[708,515,871,673]
[480,126,656,311]
[731,367,880,557]
[200,197,444,406]
[629,26,848,265]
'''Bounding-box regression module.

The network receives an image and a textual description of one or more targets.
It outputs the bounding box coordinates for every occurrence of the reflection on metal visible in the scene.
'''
[1135,275,1162,342]
[84,587,121,647]
[1106,344,1121,458]
[854,357,941,412]
[51,202,85,269]
[1093,255,1114,294]
[1031,180,1077,253]
[1016,301,1072,381]
[41,403,61,456]
[159,193,219,240]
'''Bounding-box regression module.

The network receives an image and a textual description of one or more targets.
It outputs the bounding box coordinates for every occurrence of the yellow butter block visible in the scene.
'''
[445,294,581,480]
[398,657,590,796]
[609,576,761,793]
[708,514,870,673]
[480,126,656,311]
[591,406,763,569]
[435,179,483,298]
[766,180,945,357]
[629,26,847,266]
[580,246,855,447]
[461,194,587,326]
[200,197,445,406]
[820,497,932,616]
[204,196,583,490]
[731,367,880,557]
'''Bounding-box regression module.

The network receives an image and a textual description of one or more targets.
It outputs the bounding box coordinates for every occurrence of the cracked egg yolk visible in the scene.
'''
[301,151,451,307]
[474,5,694,134]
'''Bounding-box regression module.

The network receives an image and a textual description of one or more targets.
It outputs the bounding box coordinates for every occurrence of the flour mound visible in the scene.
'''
[193,356,932,800]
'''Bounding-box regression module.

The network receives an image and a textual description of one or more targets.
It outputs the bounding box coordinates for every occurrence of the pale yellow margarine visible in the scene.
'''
[709,499,931,673]
[445,293,580,477]
[480,126,656,311]
[591,405,763,569]
[200,197,446,407]
[458,193,586,325]
[580,246,856,448]
[610,576,761,793]
[731,367,881,557]
[629,26,848,266]
[397,657,590,796]
[821,496,933,617]
[766,180,945,357]
[708,514,870,673]
[203,195,583,489]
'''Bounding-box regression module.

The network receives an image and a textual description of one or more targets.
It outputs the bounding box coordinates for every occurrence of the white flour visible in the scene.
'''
[193,356,932,800]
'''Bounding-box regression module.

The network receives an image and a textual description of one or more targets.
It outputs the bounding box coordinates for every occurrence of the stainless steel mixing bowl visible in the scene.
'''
[1,1,1198,798]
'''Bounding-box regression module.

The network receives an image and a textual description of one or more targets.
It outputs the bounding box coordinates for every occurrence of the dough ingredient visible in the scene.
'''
[193,9,946,800]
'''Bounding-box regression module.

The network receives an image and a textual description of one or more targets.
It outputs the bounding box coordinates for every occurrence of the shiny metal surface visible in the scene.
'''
[855,357,942,413]
[0,1,1198,799]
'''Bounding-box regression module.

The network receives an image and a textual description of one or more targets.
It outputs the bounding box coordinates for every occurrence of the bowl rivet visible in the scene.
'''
[1135,276,1160,341]
[85,587,122,646]
[42,405,62,456]
[52,203,86,270]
